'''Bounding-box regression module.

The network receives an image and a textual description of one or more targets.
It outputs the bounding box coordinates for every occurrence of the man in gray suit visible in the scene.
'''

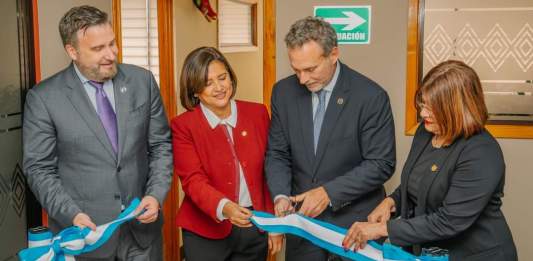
[265,17,396,260]
[22,6,172,260]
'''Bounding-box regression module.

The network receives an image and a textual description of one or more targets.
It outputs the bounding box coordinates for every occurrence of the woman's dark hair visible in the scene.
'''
[179,47,237,110]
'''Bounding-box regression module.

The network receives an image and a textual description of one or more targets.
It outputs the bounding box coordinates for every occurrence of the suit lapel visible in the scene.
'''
[113,68,129,166]
[399,126,431,217]
[64,64,117,161]
[296,90,315,171]
[415,136,464,215]
[312,66,349,175]
[402,126,432,185]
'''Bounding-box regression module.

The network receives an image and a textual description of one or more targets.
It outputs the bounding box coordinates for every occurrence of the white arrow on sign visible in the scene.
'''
[324,11,366,31]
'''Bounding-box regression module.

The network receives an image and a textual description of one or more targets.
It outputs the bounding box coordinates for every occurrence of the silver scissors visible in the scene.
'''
[281,199,302,216]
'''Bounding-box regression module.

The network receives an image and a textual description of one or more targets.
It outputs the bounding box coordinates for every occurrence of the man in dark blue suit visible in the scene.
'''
[265,16,396,260]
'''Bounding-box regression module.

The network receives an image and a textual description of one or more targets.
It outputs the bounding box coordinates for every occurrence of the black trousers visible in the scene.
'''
[285,234,349,261]
[182,225,268,261]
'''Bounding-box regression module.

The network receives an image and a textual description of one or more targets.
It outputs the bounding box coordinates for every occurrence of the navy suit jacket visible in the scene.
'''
[265,62,396,228]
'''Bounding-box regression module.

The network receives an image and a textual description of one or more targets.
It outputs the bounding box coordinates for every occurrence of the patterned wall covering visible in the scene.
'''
[423,1,533,122]
[0,165,25,226]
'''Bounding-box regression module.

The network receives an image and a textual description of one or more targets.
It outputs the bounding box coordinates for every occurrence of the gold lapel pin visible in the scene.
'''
[337,98,344,105]
[241,130,247,137]
[431,164,438,172]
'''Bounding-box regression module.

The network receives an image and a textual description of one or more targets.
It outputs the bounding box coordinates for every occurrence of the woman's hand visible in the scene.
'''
[222,201,252,227]
[342,222,388,251]
[268,233,284,255]
[367,197,396,223]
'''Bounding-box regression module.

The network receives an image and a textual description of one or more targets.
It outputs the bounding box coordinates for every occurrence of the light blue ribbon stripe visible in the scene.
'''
[28,231,53,241]
[251,211,448,261]
[251,211,377,260]
[19,198,141,261]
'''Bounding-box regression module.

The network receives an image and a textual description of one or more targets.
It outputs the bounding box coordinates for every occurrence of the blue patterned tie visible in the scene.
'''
[313,90,326,153]
[89,80,118,154]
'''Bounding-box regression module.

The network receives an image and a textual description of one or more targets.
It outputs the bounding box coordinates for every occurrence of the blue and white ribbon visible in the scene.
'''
[250,211,448,261]
[19,198,141,261]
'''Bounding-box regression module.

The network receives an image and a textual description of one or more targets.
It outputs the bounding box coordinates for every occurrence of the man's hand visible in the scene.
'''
[136,195,160,224]
[73,212,97,231]
[289,186,330,218]
[222,201,252,227]
[274,197,293,217]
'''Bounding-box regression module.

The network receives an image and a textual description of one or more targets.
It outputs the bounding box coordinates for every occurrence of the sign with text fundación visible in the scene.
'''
[314,6,371,44]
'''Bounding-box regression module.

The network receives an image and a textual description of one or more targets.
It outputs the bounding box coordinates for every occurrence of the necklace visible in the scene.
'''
[431,136,444,148]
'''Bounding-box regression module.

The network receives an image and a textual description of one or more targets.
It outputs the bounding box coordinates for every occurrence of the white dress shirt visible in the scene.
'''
[73,64,116,112]
[200,100,253,221]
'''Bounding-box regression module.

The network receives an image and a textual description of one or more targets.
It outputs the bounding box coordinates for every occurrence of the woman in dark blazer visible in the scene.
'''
[342,60,517,260]
[172,47,282,260]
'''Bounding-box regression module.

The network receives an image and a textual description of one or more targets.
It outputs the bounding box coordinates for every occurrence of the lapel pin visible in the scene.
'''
[431,164,438,172]
[120,86,127,93]
[241,130,247,137]
[337,98,344,105]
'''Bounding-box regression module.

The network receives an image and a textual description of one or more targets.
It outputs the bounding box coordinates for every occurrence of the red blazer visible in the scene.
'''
[171,100,274,239]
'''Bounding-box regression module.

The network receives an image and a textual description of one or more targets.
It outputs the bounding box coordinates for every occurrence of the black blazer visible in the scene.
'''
[388,124,517,261]
[265,62,396,228]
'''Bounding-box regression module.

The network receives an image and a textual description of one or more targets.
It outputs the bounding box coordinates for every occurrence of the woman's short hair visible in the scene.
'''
[179,47,237,111]
[416,60,488,144]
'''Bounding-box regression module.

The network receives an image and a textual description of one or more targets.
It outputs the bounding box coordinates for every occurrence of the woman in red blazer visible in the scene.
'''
[172,47,282,261]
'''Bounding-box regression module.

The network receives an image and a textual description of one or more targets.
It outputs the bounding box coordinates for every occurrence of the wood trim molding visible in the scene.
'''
[32,0,41,83]
[112,0,123,62]
[485,125,533,139]
[251,3,258,46]
[405,0,421,135]
[32,0,48,227]
[233,0,258,4]
[156,1,179,261]
[263,1,277,260]
[263,0,275,114]
[406,0,533,139]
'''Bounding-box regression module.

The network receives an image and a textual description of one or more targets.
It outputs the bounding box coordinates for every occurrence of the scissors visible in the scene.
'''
[281,199,302,216]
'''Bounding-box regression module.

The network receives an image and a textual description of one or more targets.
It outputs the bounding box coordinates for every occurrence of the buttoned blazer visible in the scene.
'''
[388,124,517,261]
[23,63,173,258]
[172,100,274,239]
[265,62,396,228]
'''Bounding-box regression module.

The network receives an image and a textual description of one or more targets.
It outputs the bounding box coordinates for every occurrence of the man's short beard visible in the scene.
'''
[76,61,118,82]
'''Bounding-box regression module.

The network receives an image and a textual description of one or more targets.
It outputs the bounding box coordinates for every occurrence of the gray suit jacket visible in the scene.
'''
[265,62,396,229]
[23,63,173,258]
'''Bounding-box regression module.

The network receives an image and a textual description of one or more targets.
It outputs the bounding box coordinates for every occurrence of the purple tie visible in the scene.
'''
[89,80,118,154]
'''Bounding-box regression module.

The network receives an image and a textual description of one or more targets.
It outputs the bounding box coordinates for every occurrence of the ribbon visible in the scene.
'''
[19,198,141,261]
[250,211,448,261]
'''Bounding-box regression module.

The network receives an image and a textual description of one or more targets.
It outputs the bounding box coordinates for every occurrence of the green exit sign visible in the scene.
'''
[314,6,371,44]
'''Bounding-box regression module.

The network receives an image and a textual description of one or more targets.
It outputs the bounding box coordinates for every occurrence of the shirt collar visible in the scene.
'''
[73,63,112,86]
[200,100,237,129]
[73,63,90,85]
[321,60,340,93]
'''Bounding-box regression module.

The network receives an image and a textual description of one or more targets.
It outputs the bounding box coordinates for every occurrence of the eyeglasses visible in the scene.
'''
[417,102,432,112]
